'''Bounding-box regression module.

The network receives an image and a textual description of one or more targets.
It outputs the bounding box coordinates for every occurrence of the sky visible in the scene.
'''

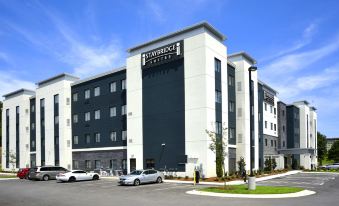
[0,0,338,138]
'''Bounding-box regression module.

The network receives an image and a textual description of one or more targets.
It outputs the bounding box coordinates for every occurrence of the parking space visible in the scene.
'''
[257,172,339,190]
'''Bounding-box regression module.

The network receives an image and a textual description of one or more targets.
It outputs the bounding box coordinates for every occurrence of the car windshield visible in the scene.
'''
[129,170,143,175]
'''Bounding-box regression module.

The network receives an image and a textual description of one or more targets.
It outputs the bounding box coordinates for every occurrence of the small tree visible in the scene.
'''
[328,140,339,162]
[317,132,327,165]
[206,122,228,188]
[272,158,277,170]
[237,157,246,175]
[264,157,272,171]
[8,151,16,172]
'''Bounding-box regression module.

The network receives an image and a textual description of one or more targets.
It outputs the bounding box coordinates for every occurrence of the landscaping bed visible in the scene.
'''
[165,169,290,182]
[199,185,303,194]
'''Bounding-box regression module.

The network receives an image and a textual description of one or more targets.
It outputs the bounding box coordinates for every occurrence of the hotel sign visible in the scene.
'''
[141,41,183,69]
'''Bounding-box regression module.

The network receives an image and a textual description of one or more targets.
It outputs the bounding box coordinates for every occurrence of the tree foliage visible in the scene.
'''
[317,132,327,165]
[237,157,246,174]
[328,140,339,162]
[206,123,228,179]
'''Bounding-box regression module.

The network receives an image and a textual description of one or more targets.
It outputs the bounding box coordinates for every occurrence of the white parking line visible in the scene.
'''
[152,184,194,191]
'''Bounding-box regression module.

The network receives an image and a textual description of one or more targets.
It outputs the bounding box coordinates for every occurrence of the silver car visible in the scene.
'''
[29,166,68,181]
[325,163,339,169]
[119,169,164,186]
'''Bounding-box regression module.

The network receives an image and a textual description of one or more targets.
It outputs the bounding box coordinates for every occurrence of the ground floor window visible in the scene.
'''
[110,159,118,170]
[73,160,79,169]
[146,159,155,169]
[95,160,101,169]
[85,160,91,169]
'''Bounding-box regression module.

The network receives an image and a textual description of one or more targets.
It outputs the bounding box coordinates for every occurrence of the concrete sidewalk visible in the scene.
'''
[164,170,301,186]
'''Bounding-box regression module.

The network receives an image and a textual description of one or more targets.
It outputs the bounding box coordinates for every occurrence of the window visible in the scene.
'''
[265,121,267,129]
[31,105,35,113]
[121,105,127,115]
[122,130,127,140]
[110,131,117,142]
[229,128,235,139]
[271,123,273,130]
[283,141,286,147]
[73,161,79,169]
[73,136,78,144]
[32,140,35,148]
[6,109,9,117]
[73,93,78,102]
[264,103,267,111]
[110,159,118,169]
[94,87,100,97]
[271,140,273,147]
[95,160,101,169]
[214,58,221,72]
[215,122,222,135]
[274,124,277,131]
[121,79,126,90]
[110,107,116,117]
[283,126,285,132]
[282,110,285,116]
[31,123,35,130]
[85,112,90,121]
[265,139,267,146]
[54,116,59,124]
[54,94,59,104]
[95,133,101,143]
[55,136,59,145]
[228,75,235,86]
[237,82,242,91]
[86,134,91,144]
[110,82,116,92]
[73,114,78,123]
[274,140,277,147]
[274,108,276,115]
[94,110,101,120]
[229,101,235,112]
[40,99,45,107]
[270,105,273,113]
[85,160,91,169]
[215,90,221,103]
[146,159,155,169]
[85,89,90,99]
[66,98,70,105]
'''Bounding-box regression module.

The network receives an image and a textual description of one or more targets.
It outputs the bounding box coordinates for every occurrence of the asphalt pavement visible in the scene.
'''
[0,172,338,206]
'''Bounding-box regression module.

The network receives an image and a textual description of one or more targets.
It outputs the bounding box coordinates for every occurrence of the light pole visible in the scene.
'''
[159,143,166,171]
[248,66,257,190]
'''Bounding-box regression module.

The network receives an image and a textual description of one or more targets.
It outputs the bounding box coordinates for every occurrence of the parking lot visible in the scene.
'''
[0,172,338,206]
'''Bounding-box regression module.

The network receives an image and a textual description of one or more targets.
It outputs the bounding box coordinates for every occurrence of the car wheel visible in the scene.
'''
[69,176,76,182]
[92,175,99,181]
[156,177,162,183]
[134,179,140,186]
[42,175,49,181]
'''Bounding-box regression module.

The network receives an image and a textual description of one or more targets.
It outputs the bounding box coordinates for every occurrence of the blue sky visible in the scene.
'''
[0,0,339,137]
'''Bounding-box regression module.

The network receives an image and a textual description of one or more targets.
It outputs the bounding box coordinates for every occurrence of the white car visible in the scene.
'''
[56,170,100,182]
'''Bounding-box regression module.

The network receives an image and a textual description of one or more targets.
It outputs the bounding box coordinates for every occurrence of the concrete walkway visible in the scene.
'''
[186,189,316,199]
[164,170,301,186]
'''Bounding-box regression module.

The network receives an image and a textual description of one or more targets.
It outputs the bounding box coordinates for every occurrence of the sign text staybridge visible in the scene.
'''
[141,41,183,69]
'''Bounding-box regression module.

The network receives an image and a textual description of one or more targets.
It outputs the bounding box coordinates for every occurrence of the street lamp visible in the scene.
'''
[159,143,166,171]
[248,66,257,190]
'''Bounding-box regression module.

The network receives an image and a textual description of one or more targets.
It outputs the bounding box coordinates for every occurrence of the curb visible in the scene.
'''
[186,189,316,199]
[164,170,301,186]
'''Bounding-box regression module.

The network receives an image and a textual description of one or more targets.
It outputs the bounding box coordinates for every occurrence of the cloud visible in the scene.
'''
[261,34,339,80]
[3,2,124,79]
[0,70,35,100]
[260,21,319,63]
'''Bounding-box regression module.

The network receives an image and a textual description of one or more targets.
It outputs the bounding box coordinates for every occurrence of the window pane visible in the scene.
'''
[73,93,78,102]
[110,82,116,92]
[121,79,126,90]
[85,90,90,99]
[110,107,116,117]
[94,87,100,96]
[95,110,100,120]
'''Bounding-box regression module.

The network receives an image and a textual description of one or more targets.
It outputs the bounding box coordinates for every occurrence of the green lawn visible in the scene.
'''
[199,185,303,194]
[0,175,17,178]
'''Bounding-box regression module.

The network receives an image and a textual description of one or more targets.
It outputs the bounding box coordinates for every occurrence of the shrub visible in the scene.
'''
[184,176,189,180]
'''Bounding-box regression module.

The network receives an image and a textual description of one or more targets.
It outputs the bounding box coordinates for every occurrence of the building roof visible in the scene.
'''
[258,80,278,95]
[71,66,126,87]
[293,100,310,105]
[127,21,227,53]
[228,51,257,64]
[310,106,317,111]
[36,73,79,87]
[3,88,35,99]
[227,60,236,68]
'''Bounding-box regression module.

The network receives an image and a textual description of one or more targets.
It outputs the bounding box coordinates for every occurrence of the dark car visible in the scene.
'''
[28,166,68,181]
[17,168,30,179]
